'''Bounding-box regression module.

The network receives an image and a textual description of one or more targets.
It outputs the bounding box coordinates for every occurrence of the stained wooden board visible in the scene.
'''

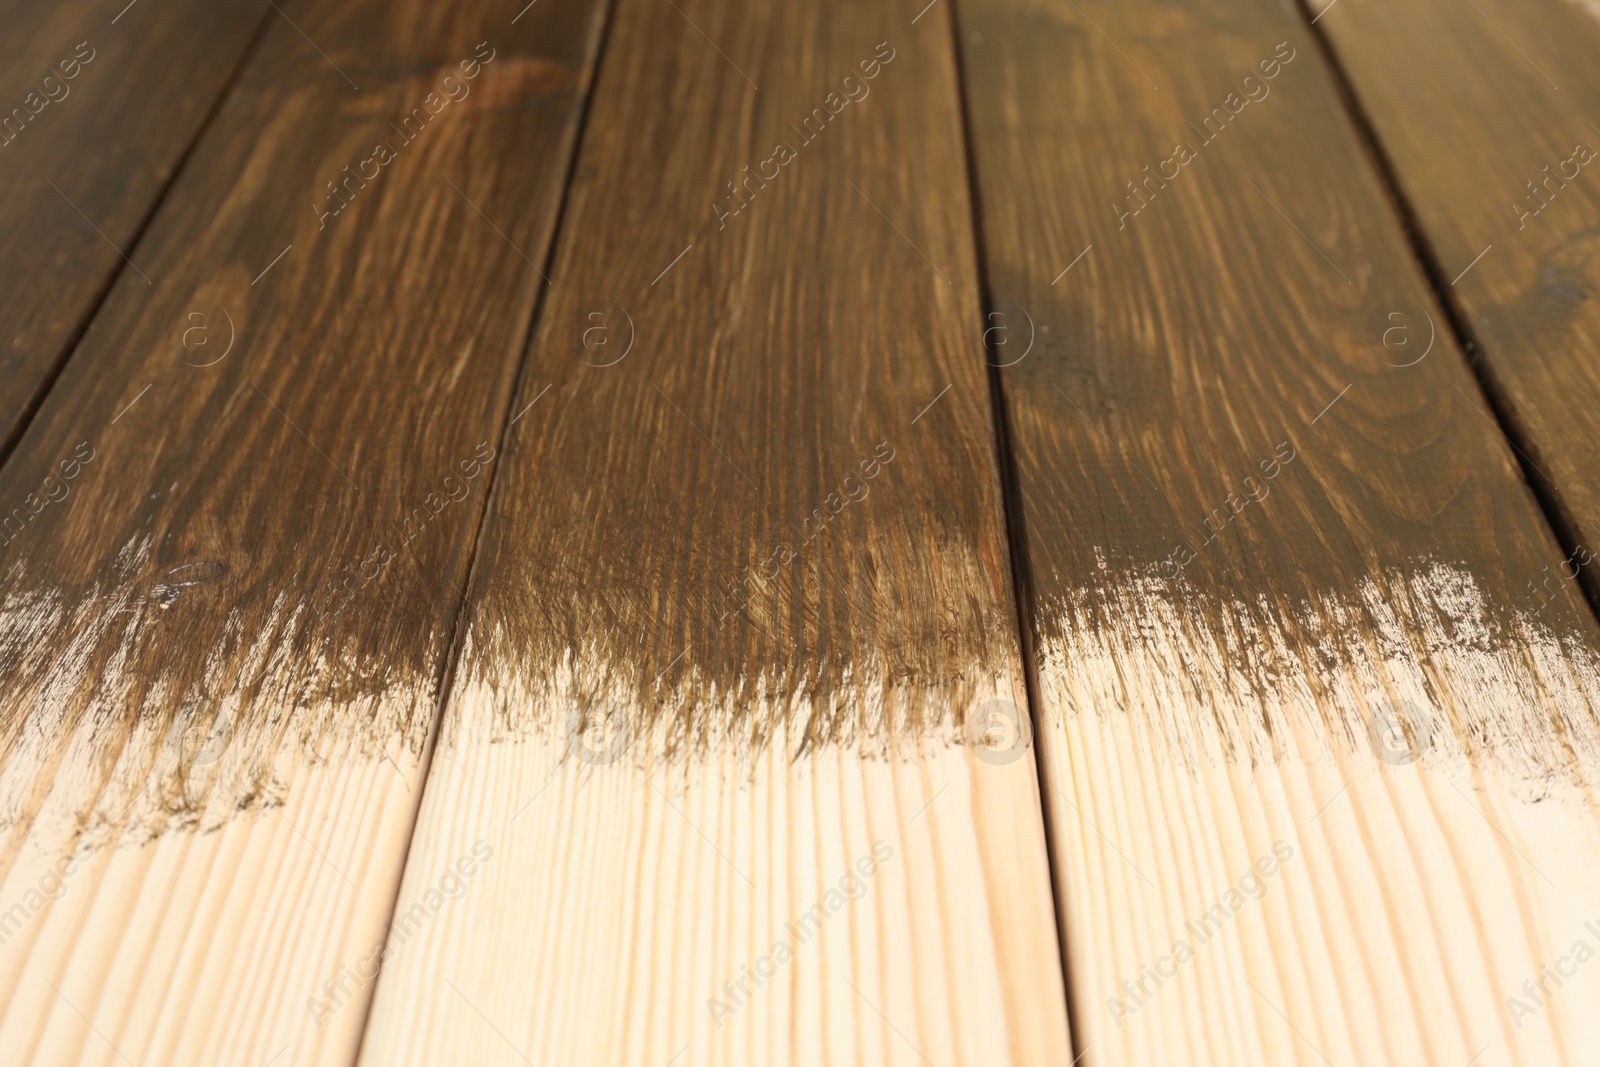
[0,0,608,1062]
[955,0,1600,1063]
[1307,0,1600,600]
[360,0,1071,1063]
[0,0,269,454]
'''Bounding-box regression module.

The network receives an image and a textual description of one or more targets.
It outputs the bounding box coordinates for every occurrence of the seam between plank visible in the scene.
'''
[0,1,279,470]
[944,0,1086,1060]
[346,0,624,1058]
[1292,0,1600,625]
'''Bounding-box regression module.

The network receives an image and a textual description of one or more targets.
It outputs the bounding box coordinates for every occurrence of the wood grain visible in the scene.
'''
[361,0,1071,1063]
[955,0,1600,1063]
[0,0,269,454]
[0,0,608,1062]
[1306,0,1600,604]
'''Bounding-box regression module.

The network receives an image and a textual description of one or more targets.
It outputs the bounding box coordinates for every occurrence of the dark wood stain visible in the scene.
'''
[0,0,609,840]
[0,0,269,454]
[1309,0,1600,605]
[450,0,1022,758]
[955,0,1600,781]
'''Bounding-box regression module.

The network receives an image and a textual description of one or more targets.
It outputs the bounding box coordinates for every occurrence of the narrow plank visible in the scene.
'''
[0,0,608,1063]
[1308,0,1600,594]
[0,0,268,452]
[361,0,1072,1062]
[955,0,1600,1063]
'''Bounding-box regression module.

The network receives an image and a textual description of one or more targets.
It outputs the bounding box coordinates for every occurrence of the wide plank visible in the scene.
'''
[956,0,1600,1063]
[0,0,269,453]
[0,0,608,1063]
[1307,0,1600,600]
[360,0,1071,1063]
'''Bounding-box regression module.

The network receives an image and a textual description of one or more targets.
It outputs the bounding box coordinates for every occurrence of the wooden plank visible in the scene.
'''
[1307,0,1600,598]
[0,0,608,1063]
[360,0,1072,1063]
[954,0,1600,1063]
[0,0,268,453]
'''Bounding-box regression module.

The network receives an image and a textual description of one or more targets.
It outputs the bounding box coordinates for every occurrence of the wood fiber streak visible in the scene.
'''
[1309,0,1600,596]
[0,0,607,1063]
[957,0,1600,1063]
[0,0,268,451]
[451,20,1020,753]
[363,0,1070,1063]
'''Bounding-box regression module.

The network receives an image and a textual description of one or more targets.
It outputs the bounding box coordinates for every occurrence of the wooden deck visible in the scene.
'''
[2,0,1599,1063]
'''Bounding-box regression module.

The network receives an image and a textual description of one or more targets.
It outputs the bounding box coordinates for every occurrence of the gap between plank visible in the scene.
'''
[0,4,279,472]
[347,0,623,1057]
[1291,0,1600,626]
[944,0,1085,1060]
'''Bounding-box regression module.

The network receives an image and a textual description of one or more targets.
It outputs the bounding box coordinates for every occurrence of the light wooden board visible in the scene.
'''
[0,0,269,454]
[954,0,1600,1063]
[1307,0,1600,603]
[360,0,1072,1063]
[0,0,608,1062]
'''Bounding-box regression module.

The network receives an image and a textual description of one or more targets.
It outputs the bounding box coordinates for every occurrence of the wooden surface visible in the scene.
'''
[0,0,269,455]
[3,0,1600,1063]
[359,0,1071,1063]
[955,0,1600,1063]
[1307,0,1600,603]
[0,0,608,1062]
